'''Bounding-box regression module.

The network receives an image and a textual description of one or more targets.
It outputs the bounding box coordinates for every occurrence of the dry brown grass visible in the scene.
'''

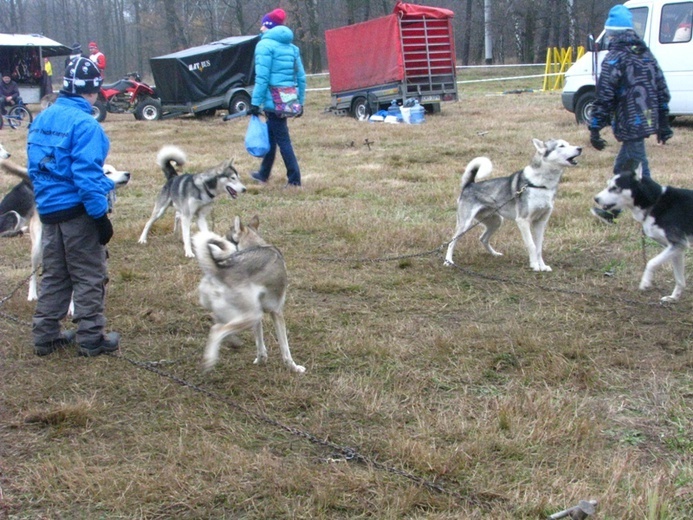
[1,80,692,519]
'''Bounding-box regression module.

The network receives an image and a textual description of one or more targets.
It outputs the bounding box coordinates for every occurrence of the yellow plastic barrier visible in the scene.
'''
[542,46,584,91]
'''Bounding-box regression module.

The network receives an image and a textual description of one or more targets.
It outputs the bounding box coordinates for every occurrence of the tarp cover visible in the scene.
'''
[150,35,259,104]
[325,3,454,93]
[393,2,454,19]
[326,14,402,93]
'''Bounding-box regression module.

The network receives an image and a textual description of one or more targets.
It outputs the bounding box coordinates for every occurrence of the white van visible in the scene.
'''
[562,0,693,123]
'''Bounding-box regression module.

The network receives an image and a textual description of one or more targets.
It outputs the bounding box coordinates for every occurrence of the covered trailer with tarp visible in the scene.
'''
[325,2,458,120]
[149,35,259,118]
[0,33,70,103]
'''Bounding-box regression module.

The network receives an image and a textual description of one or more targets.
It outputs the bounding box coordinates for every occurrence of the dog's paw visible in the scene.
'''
[444,259,455,267]
[639,279,653,291]
[661,295,679,303]
[201,359,215,373]
[530,263,551,272]
[137,237,147,244]
[253,355,268,365]
[185,250,196,258]
[291,364,306,374]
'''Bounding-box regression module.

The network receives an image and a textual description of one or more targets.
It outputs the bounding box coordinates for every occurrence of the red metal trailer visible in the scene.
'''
[325,2,458,120]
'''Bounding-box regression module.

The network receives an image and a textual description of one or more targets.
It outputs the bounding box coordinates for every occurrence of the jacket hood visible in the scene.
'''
[609,29,648,54]
[261,25,294,45]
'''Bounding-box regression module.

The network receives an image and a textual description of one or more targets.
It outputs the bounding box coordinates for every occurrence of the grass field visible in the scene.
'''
[0,79,692,519]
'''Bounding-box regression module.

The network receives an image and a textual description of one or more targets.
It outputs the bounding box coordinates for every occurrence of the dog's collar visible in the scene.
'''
[517,171,549,192]
[203,184,216,198]
[522,180,549,190]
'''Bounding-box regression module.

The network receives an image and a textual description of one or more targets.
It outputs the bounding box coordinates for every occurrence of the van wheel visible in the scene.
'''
[575,91,596,125]
[351,97,370,121]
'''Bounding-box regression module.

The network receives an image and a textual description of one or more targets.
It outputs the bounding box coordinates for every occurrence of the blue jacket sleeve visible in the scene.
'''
[72,121,113,218]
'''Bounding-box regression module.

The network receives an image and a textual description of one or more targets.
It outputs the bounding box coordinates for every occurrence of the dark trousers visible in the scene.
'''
[614,139,651,178]
[257,112,301,185]
[33,213,108,345]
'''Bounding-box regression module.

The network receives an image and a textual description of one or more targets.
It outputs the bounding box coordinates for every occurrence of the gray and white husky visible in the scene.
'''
[138,145,246,257]
[444,138,581,271]
[594,162,693,302]
[193,215,305,374]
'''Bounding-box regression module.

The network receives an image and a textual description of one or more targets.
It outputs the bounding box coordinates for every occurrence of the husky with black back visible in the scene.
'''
[594,162,693,301]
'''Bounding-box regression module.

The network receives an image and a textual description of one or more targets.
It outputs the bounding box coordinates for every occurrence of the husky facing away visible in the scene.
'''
[192,215,305,373]
[444,138,582,272]
[594,162,693,302]
[139,145,246,257]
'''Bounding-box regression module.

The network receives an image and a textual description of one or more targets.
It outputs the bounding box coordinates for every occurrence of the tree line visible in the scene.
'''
[0,0,620,79]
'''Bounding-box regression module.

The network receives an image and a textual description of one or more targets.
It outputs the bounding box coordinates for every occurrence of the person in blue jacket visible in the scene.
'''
[28,57,120,357]
[249,8,307,187]
[588,4,672,224]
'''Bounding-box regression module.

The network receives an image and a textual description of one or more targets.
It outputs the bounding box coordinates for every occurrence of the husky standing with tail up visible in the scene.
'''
[138,145,246,257]
[444,138,581,272]
[193,215,305,374]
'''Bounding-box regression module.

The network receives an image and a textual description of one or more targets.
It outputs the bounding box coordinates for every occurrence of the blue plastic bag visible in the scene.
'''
[245,115,270,157]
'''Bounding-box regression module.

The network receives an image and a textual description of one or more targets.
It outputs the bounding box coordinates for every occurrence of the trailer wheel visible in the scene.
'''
[574,91,596,125]
[92,100,107,122]
[136,97,161,121]
[351,97,370,121]
[229,92,251,114]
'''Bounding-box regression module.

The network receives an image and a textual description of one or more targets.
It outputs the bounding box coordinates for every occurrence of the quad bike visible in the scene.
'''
[92,72,161,122]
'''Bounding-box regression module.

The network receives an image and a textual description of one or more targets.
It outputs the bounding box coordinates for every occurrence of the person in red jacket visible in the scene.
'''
[88,41,106,75]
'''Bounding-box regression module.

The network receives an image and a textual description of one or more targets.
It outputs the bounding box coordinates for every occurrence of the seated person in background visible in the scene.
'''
[0,72,22,114]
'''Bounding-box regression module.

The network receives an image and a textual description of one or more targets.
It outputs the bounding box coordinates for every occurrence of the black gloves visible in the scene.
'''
[294,106,304,118]
[248,105,261,116]
[589,128,607,151]
[93,214,113,245]
[657,126,673,144]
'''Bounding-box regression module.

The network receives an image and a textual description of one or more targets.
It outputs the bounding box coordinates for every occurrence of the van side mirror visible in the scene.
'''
[587,34,596,52]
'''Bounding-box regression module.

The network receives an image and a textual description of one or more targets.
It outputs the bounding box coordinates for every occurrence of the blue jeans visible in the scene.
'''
[256,112,301,185]
[614,139,650,178]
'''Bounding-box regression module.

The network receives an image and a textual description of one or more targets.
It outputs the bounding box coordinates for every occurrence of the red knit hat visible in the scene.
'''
[261,8,286,29]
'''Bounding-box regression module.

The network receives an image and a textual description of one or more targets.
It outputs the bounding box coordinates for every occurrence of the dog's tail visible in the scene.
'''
[460,156,493,190]
[157,145,187,180]
[193,231,238,276]
[0,158,31,186]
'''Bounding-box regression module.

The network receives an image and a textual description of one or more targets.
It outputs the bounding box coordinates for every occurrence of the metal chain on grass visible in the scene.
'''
[0,270,32,308]
[112,351,504,510]
[312,185,529,264]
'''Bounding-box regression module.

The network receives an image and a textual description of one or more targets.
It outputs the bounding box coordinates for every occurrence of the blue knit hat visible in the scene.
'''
[605,5,633,32]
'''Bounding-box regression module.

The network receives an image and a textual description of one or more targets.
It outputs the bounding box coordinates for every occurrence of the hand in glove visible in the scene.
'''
[294,106,304,118]
[248,105,261,116]
[93,214,113,245]
[657,126,673,144]
[589,128,607,151]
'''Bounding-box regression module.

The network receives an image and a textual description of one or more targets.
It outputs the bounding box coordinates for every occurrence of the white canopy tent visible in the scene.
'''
[0,33,71,103]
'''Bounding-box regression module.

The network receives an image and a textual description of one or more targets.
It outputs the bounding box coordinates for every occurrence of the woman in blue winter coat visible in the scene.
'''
[249,8,307,187]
